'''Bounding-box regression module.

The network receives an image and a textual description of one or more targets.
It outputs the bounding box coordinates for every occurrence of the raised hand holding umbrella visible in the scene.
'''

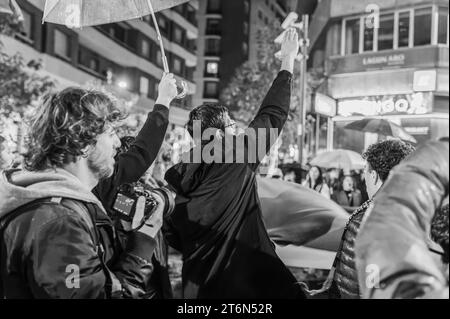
[42,0,190,99]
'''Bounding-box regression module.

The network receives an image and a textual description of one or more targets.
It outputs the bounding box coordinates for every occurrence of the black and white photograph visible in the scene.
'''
[0,0,448,308]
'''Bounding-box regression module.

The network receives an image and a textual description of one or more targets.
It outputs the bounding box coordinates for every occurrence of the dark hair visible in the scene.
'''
[362,139,415,182]
[186,104,230,138]
[24,87,123,171]
[307,165,324,191]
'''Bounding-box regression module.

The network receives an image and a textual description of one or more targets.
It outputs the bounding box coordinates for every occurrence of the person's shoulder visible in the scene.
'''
[5,198,90,235]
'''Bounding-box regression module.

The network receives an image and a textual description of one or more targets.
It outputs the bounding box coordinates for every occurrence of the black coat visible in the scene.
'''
[164,71,305,299]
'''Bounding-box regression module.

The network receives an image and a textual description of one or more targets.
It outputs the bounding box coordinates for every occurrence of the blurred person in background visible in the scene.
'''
[326,168,342,197]
[332,175,363,213]
[283,170,297,183]
[302,165,331,199]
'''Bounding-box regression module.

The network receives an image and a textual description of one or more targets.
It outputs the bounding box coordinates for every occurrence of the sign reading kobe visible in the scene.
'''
[338,93,433,117]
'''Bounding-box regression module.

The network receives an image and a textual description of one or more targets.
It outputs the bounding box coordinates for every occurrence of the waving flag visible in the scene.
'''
[258,177,349,269]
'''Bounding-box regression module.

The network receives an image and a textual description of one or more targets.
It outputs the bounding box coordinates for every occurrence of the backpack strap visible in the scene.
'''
[0,197,122,299]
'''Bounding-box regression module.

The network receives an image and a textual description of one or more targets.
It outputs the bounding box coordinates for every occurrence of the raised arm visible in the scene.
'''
[93,74,177,204]
[246,28,298,170]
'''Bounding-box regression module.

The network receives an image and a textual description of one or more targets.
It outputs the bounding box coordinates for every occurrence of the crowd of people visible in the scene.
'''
[0,28,448,299]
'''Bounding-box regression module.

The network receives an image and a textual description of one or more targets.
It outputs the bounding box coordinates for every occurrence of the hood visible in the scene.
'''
[0,168,106,219]
[165,161,203,196]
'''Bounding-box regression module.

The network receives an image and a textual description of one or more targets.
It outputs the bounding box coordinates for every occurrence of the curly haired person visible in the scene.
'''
[0,74,178,298]
[302,139,416,299]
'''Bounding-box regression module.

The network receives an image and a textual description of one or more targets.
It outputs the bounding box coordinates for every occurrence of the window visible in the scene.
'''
[438,7,449,44]
[206,19,221,35]
[204,81,219,99]
[205,38,221,55]
[363,19,374,51]
[141,39,151,58]
[112,24,126,43]
[155,48,164,67]
[378,13,394,51]
[19,10,33,41]
[173,25,184,44]
[186,5,197,25]
[148,77,158,99]
[140,77,149,96]
[173,4,184,15]
[205,61,219,76]
[157,15,169,36]
[172,56,183,74]
[207,0,221,13]
[414,8,432,46]
[398,11,410,48]
[54,29,70,59]
[89,58,99,72]
[345,18,360,54]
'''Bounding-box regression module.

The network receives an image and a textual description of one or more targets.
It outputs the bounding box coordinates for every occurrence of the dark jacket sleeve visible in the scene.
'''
[245,70,292,170]
[93,105,169,208]
[27,207,157,299]
[355,139,449,299]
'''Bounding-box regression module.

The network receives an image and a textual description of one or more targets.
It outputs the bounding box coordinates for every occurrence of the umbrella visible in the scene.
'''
[257,177,348,269]
[344,118,417,143]
[0,0,23,20]
[42,0,189,98]
[310,149,365,170]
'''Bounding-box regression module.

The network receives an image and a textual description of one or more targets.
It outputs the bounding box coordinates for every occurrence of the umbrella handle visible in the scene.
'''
[147,0,187,100]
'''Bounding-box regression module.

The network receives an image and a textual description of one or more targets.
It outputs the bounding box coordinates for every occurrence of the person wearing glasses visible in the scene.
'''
[163,29,305,299]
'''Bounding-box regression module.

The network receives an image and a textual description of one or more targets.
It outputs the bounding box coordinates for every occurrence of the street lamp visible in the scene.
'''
[117,80,128,89]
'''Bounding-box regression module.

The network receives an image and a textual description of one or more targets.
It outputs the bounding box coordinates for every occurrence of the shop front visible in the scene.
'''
[324,46,449,153]
[330,92,449,153]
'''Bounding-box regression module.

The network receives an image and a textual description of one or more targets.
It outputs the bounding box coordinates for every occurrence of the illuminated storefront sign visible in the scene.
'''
[314,93,336,117]
[337,92,433,117]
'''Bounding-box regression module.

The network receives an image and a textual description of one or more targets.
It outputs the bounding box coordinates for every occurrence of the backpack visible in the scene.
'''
[0,197,121,298]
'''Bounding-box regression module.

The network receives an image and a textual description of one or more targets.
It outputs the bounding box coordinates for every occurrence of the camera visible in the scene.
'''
[112,182,175,228]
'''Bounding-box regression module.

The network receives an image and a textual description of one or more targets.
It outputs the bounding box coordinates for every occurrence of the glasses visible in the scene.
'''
[224,120,236,129]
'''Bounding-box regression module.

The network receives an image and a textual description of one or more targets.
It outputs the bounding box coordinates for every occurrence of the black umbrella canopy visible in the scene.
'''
[344,118,417,143]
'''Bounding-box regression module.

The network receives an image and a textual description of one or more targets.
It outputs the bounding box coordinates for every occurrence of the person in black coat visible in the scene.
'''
[163,29,305,299]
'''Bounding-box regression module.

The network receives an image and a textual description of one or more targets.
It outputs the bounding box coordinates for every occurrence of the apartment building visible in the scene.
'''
[1,0,200,127]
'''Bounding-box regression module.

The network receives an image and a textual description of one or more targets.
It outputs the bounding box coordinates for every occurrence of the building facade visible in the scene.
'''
[308,0,449,154]
[2,0,200,127]
[193,0,294,107]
